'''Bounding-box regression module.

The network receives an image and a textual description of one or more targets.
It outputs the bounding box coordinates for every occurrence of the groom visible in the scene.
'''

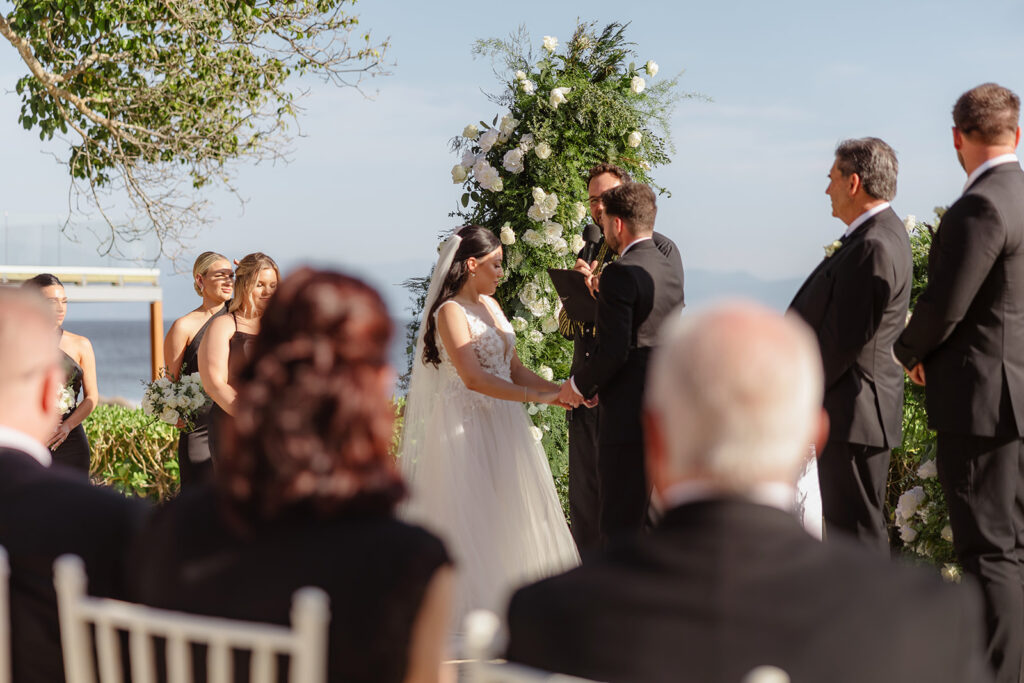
[557,182,685,542]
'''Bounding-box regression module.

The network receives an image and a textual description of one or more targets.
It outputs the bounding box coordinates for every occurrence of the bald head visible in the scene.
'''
[0,288,63,442]
[645,302,824,494]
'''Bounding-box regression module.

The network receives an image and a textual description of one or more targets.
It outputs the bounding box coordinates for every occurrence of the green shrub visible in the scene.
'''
[85,404,179,501]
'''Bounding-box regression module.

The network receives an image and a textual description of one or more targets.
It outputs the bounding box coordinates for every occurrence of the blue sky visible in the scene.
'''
[2,0,1024,319]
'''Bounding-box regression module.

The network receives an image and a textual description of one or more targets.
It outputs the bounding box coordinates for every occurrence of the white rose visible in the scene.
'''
[461,150,478,168]
[542,35,558,53]
[542,192,559,214]
[499,114,519,137]
[549,86,570,109]
[500,223,516,245]
[646,60,659,77]
[535,142,552,160]
[521,79,536,95]
[511,316,528,332]
[941,525,954,542]
[519,133,535,151]
[899,526,918,543]
[538,365,554,381]
[551,237,569,255]
[940,564,961,583]
[187,372,202,384]
[527,403,539,415]
[472,159,503,192]
[502,148,525,174]
[451,164,468,183]
[570,234,585,254]
[630,76,646,94]
[478,128,500,153]
[508,251,524,268]
[528,329,544,343]
[639,160,651,170]
[529,426,543,441]
[519,282,541,305]
[541,317,558,334]
[916,459,938,479]
[532,186,546,203]
[522,229,545,247]
[159,407,180,425]
[515,70,527,81]
[627,131,643,148]
[156,377,172,389]
[527,298,549,317]
[573,202,587,223]
[904,214,916,233]
[542,220,563,242]
[463,124,479,140]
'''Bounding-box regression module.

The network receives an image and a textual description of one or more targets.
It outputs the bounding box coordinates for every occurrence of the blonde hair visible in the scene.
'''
[192,251,230,296]
[229,252,280,316]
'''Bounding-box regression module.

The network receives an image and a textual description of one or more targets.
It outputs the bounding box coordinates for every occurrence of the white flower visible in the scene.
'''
[521,79,536,95]
[529,425,543,441]
[508,251,523,268]
[538,365,554,381]
[541,317,559,334]
[500,223,516,245]
[519,133,535,151]
[156,376,172,390]
[528,329,544,343]
[899,526,918,543]
[645,60,659,77]
[630,76,646,94]
[573,202,587,224]
[941,525,954,542]
[896,486,927,523]
[542,220,563,242]
[542,35,558,53]
[511,316,528,332]
[526,298,549,317]
[478,128,500,153]
[159,407,180,425]
[527,403,539,415]
[639,160,651,170]
[824,239,843,258]
[570,234,585,254]
[916,459,938,479]
[57,383,76,414]
[627,131,643,148]
[528,188,559,222]
[522,229,545,247]
[498,131,511,145]
[904,214,917,233]
[460,150,478,168]
[499,114,519,137]
[941,564,961,582]
[451,164,468,183]
[519,282,542,305]
[463,124,479,140]
[515,70,527,81]
[549,87,570,109]
[502,148,525,174]
[534,142,552,160]
[551,237,569,255]
[472,159,503,192]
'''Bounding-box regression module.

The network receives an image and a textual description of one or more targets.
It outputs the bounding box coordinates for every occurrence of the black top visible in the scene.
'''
[58,328,82,419]
[130,486,451,683]
[180,304,227,433]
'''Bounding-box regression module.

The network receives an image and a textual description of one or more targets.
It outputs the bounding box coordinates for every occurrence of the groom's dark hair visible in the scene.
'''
[601,182,656,235]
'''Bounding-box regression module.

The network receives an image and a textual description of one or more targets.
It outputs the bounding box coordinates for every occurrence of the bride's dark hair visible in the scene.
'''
[422,225,501,367]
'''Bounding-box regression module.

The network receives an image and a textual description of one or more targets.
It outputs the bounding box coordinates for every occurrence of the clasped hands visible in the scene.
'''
[554,380,598,410]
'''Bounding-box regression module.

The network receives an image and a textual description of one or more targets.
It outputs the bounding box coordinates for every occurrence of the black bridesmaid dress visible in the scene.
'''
[207,314,257,463]
[52,331,91,477]
[176,304,227,489]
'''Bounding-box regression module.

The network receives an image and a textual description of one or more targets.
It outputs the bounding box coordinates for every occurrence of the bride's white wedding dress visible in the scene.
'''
[400,296,579,628]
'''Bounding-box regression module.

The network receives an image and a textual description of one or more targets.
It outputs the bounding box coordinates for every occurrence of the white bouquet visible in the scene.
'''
[142,372,210,430]
[56,382,76,415]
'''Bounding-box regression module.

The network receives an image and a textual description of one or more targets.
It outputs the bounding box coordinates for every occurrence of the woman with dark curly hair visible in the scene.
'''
[132,268,454,683]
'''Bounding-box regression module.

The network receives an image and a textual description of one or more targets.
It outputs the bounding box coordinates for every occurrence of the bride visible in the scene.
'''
[400,225,580,629]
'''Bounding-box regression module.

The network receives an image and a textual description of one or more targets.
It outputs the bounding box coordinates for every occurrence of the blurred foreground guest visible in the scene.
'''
[199,251,278,461]
[507,302,991,683]
[133,268,453,683]
[21,273,98,476]
[164,251,234,488]
[0,288,145,683]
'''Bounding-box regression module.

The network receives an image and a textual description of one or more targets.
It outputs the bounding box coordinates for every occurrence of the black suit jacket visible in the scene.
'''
[789,207,912,447]
[507,500,991,683]
[895,162,1024,436]
[0,447,146,683]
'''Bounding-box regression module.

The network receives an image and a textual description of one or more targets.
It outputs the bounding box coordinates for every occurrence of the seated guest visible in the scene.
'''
[506,302,991,683]
[0,288,145,683]
[132,268,453,683]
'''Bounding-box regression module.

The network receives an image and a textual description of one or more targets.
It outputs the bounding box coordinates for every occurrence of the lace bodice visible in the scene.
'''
[435,299,516,399]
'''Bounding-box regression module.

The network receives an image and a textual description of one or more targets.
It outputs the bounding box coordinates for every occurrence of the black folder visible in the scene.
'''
[547,268,597,323]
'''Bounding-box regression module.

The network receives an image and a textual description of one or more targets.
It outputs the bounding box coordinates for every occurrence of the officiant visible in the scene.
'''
[558,163,684,551]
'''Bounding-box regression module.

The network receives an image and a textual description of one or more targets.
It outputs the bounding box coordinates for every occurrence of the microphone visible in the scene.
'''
[579,223,602,264]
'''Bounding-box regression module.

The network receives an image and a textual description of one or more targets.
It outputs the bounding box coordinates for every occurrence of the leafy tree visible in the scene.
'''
[0,0,388,257]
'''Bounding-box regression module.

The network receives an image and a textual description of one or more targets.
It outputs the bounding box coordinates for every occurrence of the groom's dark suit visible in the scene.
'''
[507,499,991,683]
[0,447,145,683]
[789,206,911,549]
[573,238,684,540]
[894,159,1024,683]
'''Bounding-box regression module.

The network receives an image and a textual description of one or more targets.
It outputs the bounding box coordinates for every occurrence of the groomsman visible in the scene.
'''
[557,182,684,543]
[789,137,911,551]
[560,163,683,551]
[894,83,1024,683]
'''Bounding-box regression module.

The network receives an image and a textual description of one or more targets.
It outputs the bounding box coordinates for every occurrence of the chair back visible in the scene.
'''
[54,554,329,683]
[0,546,9,683]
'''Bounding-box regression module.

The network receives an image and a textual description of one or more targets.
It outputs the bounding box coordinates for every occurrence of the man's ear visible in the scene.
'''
[848,172,862,197]
[1014,126,1022,150]
[952,126,964,151]
[40,364,62,418]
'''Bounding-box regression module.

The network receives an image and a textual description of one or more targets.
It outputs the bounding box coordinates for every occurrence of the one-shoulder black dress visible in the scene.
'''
[176,304,227,489]
[207,314,256,463]
[52,330,91,477]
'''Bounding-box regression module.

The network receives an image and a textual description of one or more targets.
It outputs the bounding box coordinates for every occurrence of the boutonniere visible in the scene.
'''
[823,240,843,258]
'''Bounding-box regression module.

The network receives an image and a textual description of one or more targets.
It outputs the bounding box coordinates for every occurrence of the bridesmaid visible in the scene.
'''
[163,251,234,489]
[199,252,279,461]
[21,273,98,477]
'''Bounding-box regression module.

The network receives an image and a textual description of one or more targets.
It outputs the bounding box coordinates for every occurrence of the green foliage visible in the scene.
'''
[84,404,179,500]
[407,22,694,477]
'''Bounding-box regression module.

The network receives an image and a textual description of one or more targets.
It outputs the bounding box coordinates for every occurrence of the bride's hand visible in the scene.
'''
[537,390,562,405]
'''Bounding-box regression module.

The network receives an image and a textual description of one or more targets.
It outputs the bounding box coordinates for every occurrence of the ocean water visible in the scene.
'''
[68,319,412,404]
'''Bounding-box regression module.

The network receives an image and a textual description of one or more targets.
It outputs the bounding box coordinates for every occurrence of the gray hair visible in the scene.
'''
[834,137,898,201]
[645,302,823,491]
